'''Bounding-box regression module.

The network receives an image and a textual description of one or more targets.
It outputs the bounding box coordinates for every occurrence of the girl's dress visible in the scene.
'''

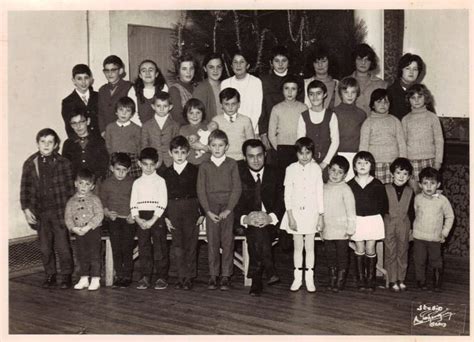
[348,177,386,241]
[280,160,324,235]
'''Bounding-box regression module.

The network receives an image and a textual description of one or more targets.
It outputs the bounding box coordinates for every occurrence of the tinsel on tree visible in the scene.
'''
[170,10,367,81]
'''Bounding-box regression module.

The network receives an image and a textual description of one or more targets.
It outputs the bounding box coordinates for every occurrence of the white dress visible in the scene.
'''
[280,160,324,235]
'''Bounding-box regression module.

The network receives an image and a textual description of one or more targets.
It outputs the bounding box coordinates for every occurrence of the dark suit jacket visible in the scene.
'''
[235,162,285,231]
[61,89,100,138]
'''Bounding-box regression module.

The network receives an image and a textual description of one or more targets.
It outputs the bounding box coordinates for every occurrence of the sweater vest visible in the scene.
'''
[385,184,413,219]
[301,109,331,162]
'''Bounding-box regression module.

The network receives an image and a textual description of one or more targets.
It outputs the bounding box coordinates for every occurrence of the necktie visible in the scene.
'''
[81,96,88,105]
[254,173,262,211]
[230,115,235,123]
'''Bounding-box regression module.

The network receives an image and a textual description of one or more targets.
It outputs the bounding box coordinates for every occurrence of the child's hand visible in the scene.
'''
[319,162,328,170]
[135,217,146,230]
[434,162,442,170]
[260,134,272,150]
[196,216,205,226]
[126,214,135,224]
[165,217,175,232]
[288,216,297,231]
[108,210,118,221]
[219,209,231,220]
[23,209,37,225]
[207,211,220,223]
[440,233,446,243]
[317,215,325,231]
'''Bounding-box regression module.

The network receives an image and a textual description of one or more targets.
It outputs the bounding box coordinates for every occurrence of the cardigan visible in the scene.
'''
[98,79,132,133]
[268,100,307,147]
[413,193,454,242]
[162,162,199,200]
[211,114,255,160]
[348,177,386,216]
[65,193,104,230]
[322,181,356,240]
[169,80,194,126]
[141,115,180,167]
[193,79,221,122]
[387,79,411,121]
[350,72,387,116]
[104,121,141,155]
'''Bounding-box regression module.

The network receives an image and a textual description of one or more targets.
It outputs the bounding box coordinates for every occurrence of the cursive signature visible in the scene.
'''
[413,304,456,328]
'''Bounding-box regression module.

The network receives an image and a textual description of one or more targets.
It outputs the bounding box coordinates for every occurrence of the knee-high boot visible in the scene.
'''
[305,268,316,293]
[354,253,366,291]
[366,254,377,292]
[290,268,303,292]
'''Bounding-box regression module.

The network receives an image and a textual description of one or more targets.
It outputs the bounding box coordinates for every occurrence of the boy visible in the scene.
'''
[259,46,304,153]
[141,91,180,168]
[220,51,262,134]
[65,168,104,291]
[61,64,100,138]
[62,110,109,181]
[211,88,255,161]
[383,158,415,292]
[197,129,242,290]
[413,167,454,292]
[98,55,133,135]
[131,147,169,290]
[99,153,136,288]
[20,128,75,288]
[162,136,202,290]
[321,156,356,292]
[104,96,142,178]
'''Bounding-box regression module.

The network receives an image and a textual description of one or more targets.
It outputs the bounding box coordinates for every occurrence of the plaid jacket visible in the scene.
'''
[20,151,75,229]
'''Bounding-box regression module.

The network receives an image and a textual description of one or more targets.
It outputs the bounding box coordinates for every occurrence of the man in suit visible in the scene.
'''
[235,139,285,296]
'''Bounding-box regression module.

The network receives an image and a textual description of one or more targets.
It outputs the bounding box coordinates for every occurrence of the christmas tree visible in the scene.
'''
[171,10,367,80]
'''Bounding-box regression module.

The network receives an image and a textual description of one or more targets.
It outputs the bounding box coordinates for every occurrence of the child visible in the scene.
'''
[221,51,263,134]
[333,76,366,181]
[297,80,339,173]
[104,96,142,178]
[383,158,415,292]
[347,151,386,292]
[141,91,180,168]
[401,84,444,187]
[163,136,202,290]
[65,168,104,291]
[280,137,324,292]
[98,55,132,135]
[268,75,308,174]
[61,64,100,138]
[130,147,169,290]
[359,88,407,184]
[62,110,109,181]
[99,153,136,288]
[211,88,255,161]
[413,167,454,292]
[197,129,242,290]
[321,156,356,292]
[188,121,218,159]
[20,128,75,288]
[128,59,169,125]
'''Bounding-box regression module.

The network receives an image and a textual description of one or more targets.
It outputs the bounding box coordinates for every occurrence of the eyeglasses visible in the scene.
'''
[103,67,119,73]
[70,120,87,127]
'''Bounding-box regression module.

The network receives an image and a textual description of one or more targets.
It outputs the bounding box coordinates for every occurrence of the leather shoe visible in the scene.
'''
[249,279,262,296]
[42,274,56,288]
[267,275,280,286]
[183,279,193,291]
[59,275,72,289]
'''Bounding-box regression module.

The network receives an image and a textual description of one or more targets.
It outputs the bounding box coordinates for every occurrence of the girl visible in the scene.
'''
[401,84,444,186]
[128,59,168,125]
[280,137,324,292]
[359,89,407,184]
[179,98,211,165]
[387,53,425,121]
[169,54,199,126]
[347,151,386,292]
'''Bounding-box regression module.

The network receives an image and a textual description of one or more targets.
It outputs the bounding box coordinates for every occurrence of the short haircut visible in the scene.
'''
[219,87,240,103]
[353,43,378,71]
[68,108,90,122]
[115,96,136,114]
[36,128,60,145]
[183,98,206,123]
[76,168,96,184]
[169,135,190,152]
[307,79,327,95]
[390,157,413,175]
[309,45,331,63]
[72,64,92,77]
[208,129,228,145]
[110,152,132,168]
[242,139,265,157]
[338,76,361,97]
[103,55,124,69]
[369,88,389,111]
[269,45,289,61]
[419,167,440,183]
[329,155,350,174]
[139,147,159,163]
[405,83,434,107]
[398,53,424,78]
[281,74,300,91]
[153,91,172,104]
[353,151,376,176]
[295,137,315,155]
[202,52,223,70]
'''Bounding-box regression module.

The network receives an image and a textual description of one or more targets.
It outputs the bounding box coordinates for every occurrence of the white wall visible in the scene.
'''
[404,10,469,118]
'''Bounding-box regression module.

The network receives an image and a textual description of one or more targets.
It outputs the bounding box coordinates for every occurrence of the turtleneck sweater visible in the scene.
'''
[334,102,367,152]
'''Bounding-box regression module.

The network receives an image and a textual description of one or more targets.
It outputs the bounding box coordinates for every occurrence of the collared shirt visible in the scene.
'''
[224,113,238,123]
[154,114,169,130]
[210,154,226,167]
[116,120,131,128]
[173,161,188,175]
[75,89,90,104]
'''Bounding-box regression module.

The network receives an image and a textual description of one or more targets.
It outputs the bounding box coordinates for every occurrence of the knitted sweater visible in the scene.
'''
[141,115,180,167]
[65,193,104,230]
[98,79,132,133]
[211,114,255,160]
[169,80,194,126]
[268,100,307,147]
[105,121,141,155]
[130,172,167,218]
[304,76,338,110]
[99,175,134,217]
[350,72,387,116]
[359,112,407,163]
[401,107,444,164]
[413,193,454,242]
[193,79,221,122]
[322,181,356,240]
[334,102,367,152]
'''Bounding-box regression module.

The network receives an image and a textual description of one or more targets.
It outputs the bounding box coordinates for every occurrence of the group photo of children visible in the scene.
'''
[8,7,469,337]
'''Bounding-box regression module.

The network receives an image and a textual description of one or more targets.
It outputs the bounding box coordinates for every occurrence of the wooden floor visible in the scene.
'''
[9,242,470,335]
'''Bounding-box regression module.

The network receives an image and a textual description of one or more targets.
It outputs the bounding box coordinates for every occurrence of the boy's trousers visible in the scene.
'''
[136,211,169,280]
[108,218,136,280]
[38,210,74,279]
[206,201,234,277]
[324,240,349,270]
[168,198,200,279]
[384,216,411,283]
[413,238,442,282]
[76,227,102,277]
